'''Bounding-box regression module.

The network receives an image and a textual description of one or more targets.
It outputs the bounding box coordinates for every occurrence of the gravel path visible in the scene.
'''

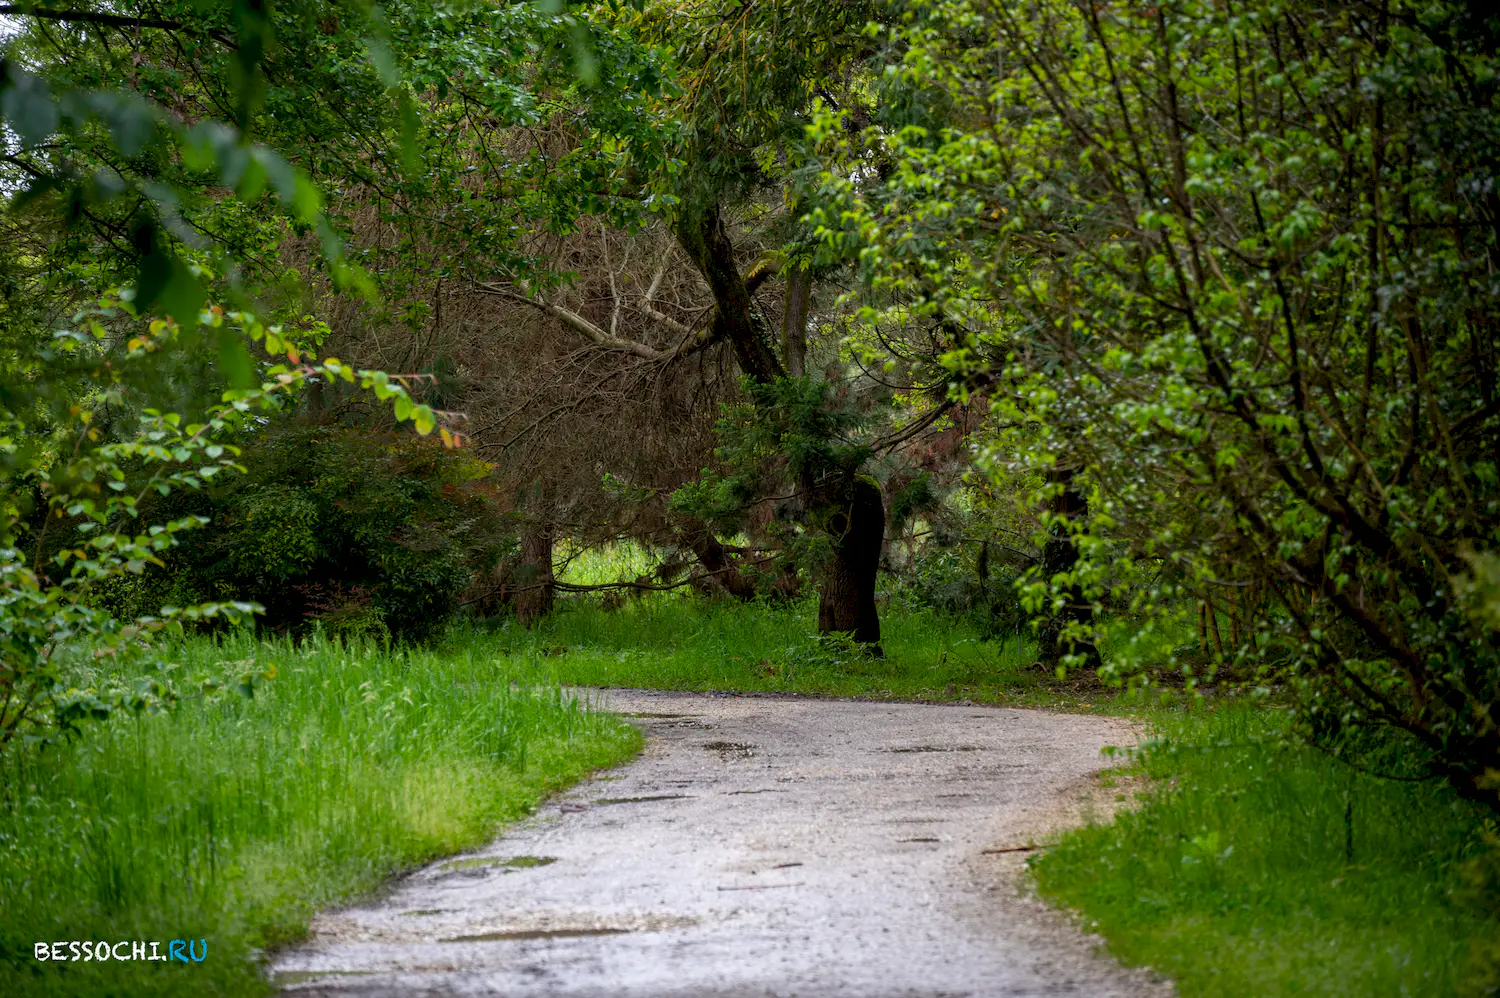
[273,691,1172,998]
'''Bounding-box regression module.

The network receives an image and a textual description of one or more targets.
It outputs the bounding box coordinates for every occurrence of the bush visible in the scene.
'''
[109,421,514,641]
[883,542,1025,639]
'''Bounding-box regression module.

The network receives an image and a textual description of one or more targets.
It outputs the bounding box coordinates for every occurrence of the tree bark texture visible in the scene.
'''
[815,475,885,647]
[514,525,555,626]
[781,264,811,379]
[680,518,758,601]
[675,202,784,384]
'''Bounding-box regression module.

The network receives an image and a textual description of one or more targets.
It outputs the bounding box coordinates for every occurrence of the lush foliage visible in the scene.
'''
[1,1,458,750]
[6,1,1500,991]
[809,0,1500,806]
[0,293,451,750]
[107,420,513,642]
[0,632,640,998]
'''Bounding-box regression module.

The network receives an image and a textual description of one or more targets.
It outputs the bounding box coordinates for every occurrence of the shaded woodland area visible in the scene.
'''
[3,2,1500,995]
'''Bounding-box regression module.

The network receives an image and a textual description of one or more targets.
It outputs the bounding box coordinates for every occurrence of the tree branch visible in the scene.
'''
[475,282,667,362]
[0,5,184,31]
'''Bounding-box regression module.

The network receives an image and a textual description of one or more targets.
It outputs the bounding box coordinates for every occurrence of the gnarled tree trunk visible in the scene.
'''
[680,518,758,601]
[815,475,885,648]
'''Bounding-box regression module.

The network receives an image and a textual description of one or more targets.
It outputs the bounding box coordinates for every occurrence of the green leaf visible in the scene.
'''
[0,66,59,148]
[136,249,206,327]
[216,327,256,391]
[86,91,158,157]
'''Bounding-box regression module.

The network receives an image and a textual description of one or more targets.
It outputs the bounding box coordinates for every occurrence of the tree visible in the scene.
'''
[814,0,1500,808]
[0,1,460,748]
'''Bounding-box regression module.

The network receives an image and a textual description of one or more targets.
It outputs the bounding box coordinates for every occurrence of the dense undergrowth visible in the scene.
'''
[0,635,640,998]
[1032,704,1499,997]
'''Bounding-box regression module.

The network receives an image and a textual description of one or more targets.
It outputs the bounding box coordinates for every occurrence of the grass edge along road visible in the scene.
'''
[0,634,642,998]
[1031,704,1500,998]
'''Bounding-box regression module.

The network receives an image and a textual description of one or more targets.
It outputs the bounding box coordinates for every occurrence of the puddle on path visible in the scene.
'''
[439,855,556,873]
[702,741,756,759]
[888,745,983,753]
[594,794,694,805]
[442,927,633,943]
[274,970,379,984]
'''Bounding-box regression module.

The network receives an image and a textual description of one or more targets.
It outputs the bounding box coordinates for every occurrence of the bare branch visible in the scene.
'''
[475,282,668,361]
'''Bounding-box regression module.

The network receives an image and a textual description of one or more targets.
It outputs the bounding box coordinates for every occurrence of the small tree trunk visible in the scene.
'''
[514,525,555,626]
[782,265,811,379]
[816,475,884,648]
[1035,466,1101,669]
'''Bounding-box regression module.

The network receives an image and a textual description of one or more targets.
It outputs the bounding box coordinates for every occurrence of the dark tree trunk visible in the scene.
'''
[676,202,785,384]
[781,265,811,379]
[514,525,555,626]
[815,475,885,647]
[1035,466,1101,669]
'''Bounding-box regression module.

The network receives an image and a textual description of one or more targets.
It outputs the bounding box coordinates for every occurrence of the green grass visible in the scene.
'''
[1031,703,1499,997]
[447,595,1107,707]
[0,633,641,998]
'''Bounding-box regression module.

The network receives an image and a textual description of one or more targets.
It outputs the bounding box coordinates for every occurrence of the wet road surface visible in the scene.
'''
[273,691,1172,998]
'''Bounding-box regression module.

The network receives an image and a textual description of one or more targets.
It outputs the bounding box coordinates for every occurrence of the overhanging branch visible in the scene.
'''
[0,5,185,30]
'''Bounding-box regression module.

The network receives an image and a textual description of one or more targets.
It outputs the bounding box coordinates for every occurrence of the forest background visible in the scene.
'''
[2,1,1500,995]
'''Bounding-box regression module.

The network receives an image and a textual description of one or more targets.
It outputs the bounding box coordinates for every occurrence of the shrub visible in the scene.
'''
[114,421,514,641]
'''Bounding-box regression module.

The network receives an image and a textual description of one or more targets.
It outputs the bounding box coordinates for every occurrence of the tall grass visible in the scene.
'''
[1032,703,1497,997]
[0,633,640,997]
[449,595,1085,705]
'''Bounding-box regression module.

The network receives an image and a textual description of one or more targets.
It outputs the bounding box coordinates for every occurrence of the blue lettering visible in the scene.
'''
[169,939,187,963]
[188,939,207,963]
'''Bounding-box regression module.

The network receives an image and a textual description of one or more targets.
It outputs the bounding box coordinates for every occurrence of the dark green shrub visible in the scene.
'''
[109,421,513,641]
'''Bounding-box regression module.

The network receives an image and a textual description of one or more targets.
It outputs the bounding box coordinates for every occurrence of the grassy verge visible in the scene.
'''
[0,634,641,998]
[1030,703,1499,997]
[445,596,1111,708]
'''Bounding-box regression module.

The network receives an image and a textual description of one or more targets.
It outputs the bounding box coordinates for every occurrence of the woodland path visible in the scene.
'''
[274,691,1173,998]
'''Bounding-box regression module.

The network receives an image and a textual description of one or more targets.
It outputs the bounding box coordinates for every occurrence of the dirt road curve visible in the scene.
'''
[274,691,1172,998]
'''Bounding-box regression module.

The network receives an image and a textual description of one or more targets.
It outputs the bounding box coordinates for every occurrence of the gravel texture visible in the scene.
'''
[273,690,1174,998]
